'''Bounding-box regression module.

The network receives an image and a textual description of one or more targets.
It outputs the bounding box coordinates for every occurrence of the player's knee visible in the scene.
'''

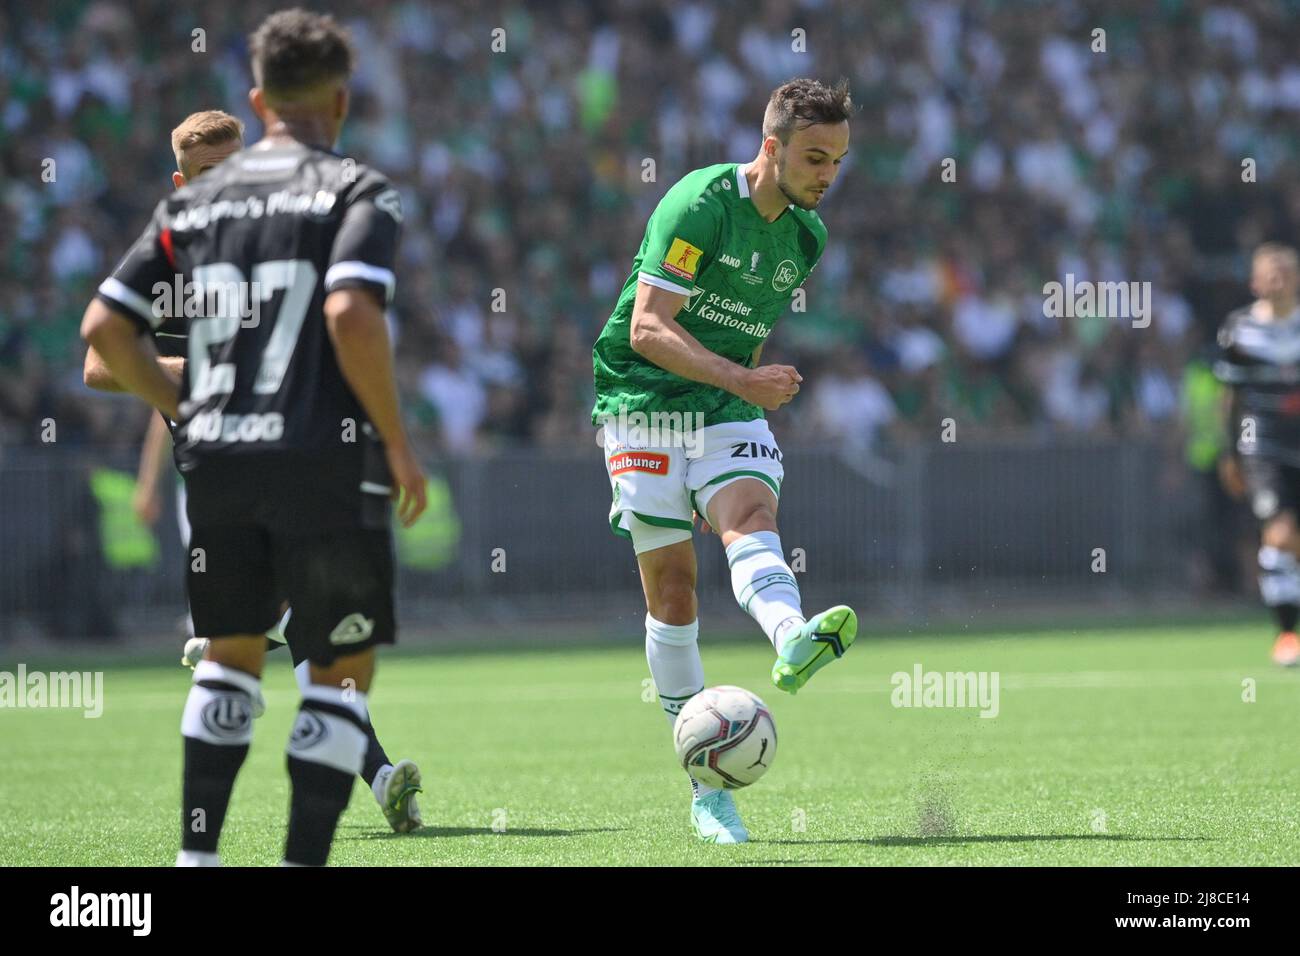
[650,571,697,625]
[1262,513,1298,549]
[727,499,778,536]
[308,647,375,694]
[204,634,267,677]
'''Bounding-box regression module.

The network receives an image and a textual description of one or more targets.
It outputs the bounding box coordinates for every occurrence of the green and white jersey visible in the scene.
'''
[592,163,828,426]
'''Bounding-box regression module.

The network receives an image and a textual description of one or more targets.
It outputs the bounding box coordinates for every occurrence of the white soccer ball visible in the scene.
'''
[673,685,777,790]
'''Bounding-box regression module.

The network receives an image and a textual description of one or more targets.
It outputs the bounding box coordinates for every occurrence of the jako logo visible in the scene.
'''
[50,886,151,936]
[890,664,1000,718]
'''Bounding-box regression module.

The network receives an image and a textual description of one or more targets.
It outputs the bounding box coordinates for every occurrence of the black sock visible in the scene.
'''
[360,719,391,787]
[1276,603,1299,633]
[285,755,355,866]
[284,699,367,866]
[181,737,250,853]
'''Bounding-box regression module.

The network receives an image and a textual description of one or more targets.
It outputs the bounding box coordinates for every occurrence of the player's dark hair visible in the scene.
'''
[249,8,354,96]
[762,78,853,144]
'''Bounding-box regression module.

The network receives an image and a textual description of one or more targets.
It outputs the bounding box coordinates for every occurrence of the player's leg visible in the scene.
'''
[633,525,747,843]
[275,528,401,864]
[636,534,702,727]
[599,417,746,842]
[1242,457,1300,665]
[178,477,208,668]
[178,517,278,867]
[282,646,378,865]
[288,642,422,833]
[692,423,856,694]
[1259,510,1300,666]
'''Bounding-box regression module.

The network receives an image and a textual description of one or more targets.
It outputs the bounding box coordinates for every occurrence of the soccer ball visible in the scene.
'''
[673,685,777,790]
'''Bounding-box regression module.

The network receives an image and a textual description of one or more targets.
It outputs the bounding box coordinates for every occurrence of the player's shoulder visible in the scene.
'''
[1218,304,1256,347]
[657,163,742,219]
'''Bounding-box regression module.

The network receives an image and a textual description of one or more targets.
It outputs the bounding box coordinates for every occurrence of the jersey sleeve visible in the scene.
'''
[637,182,723,296]
[94,199,175,334]
[325,172,402,306]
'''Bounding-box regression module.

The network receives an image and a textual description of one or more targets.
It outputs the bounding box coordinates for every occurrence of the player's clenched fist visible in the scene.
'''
[739,364,802,410]
[386,440,428,527]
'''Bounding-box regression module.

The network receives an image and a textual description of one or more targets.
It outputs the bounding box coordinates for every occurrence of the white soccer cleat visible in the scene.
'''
[374,759,424,833]
[181,637,209,669]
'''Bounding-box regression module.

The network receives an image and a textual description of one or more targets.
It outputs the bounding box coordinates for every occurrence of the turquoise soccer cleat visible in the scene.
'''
[771,605,858,694]
[690,789,749,844]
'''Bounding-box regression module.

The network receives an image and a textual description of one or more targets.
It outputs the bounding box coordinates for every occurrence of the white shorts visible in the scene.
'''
[600,417,784,553]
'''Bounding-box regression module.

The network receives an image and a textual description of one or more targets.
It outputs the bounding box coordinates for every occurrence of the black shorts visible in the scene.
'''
[1239,455,1300,522]
[183,450,395,665]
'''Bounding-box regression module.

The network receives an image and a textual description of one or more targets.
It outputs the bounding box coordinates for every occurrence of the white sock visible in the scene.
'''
[1258,546,1300,605]
[725,531,804,653]
[645,614,704,729]
[644,614,718,799]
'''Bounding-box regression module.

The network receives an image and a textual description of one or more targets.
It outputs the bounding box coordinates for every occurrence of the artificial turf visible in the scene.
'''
[1,621,1296,866]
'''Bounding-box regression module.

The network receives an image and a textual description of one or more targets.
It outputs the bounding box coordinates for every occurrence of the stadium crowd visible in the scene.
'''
[2,0,1299,462]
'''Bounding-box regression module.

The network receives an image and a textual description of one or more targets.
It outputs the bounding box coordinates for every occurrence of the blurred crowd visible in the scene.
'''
[3,0,1300,460]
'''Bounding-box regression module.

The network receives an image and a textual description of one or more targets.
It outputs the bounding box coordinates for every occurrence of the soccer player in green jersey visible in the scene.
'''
[592,78,857,843]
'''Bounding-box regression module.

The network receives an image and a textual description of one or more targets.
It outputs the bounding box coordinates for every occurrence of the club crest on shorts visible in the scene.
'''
[200,693,252,738]
[329,613,375,646]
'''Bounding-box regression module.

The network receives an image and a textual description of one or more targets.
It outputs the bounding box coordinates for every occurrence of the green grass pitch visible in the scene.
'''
[2,621,1297,866]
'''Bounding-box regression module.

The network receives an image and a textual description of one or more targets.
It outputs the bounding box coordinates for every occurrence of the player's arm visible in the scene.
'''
[1217,386,1245,498]
[324,288,425,526]
[79,301,180,421]
[323,173,425,526]
[133,413,172,525]
[85,198,182,414]
[629,283,800,410]
[84,343,183,393]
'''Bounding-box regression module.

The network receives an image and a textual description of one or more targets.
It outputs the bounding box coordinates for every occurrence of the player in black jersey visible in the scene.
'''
[1215,243,1300,666]
[81,10,428,865]
[84,107,423,835]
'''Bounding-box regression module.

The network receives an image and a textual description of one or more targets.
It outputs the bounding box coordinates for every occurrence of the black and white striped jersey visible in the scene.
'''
[1214,304,1300,465]
[94,143,402,470]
